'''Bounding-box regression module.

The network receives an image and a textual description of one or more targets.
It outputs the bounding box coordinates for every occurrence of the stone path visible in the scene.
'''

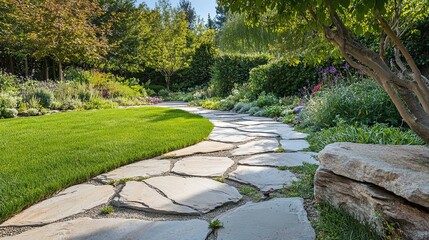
[0,101,317,240]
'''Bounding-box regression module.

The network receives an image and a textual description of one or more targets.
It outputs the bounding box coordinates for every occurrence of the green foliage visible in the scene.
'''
[315,203,379,240]
[101,205,114,215]
[300,80,402,130]
[0,92,18,109]
[239,187,261,201]
[0,71,19,91]
[29,88,55,108]
[254,93,278,108]
[1,108,18,118]
[0,107,213,222]
[281,163,319,199]
[201,99,221,110]
[249,59,317,97]
[208,219,224,229]
[210,53,270,97]
[307,122,425,152]
[83,97,119,110]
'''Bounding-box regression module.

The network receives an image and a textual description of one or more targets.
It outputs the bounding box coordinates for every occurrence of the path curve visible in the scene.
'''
[0,102,317,240]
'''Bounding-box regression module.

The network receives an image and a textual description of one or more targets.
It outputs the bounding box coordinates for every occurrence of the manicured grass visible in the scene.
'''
[0,107,213,222]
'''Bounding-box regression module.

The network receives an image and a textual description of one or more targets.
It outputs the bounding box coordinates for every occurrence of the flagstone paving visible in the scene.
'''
[172,156,234,177]
[240,152,319,167]
[0,101,317,240]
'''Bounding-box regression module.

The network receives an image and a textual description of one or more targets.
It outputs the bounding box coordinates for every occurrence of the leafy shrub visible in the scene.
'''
[64,67,90,83]
[210,53,270,97]
[233,102,254,113]
[307,122,425,152]
[202,99,221,110]
[262,105,284,118]
[255,93,278,108]
[300,80,402,130]
[248,106,262,115]
[60,99,83,110]
[0,92,18,109]
[218,99,235,111]
[29,88,55,108]
[1,108,18,118]
[0,71,19,91]
[249,59,317,97]
[83,97,118,110]
[27,108,40,116]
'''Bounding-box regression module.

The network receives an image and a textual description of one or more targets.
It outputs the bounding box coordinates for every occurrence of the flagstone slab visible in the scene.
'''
[209,134,256,143]
[144,176,242,213]
[2,218,210,240]
[216,198,315,240]
[280,131,309,140]
[209,119,242,128]
[211,127,277,138]
[113,181,198,215]
[1,184,114,227]
[229,166,298,191]
[237,124,294,135]
[172,156,234,177]
[280,140,310,152]
[94,159,171,184]
[231,139,279,156]
[240,152,319,167]
[163,141,234,158]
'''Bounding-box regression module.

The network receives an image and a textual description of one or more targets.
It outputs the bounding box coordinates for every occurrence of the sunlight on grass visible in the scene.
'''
[0,107,213,222]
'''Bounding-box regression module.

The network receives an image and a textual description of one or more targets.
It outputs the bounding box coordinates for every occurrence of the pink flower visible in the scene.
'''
[311,83,323,95]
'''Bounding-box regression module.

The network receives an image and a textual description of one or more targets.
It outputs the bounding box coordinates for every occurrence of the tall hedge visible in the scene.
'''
[249,59,317,97]
[210,54,270,97]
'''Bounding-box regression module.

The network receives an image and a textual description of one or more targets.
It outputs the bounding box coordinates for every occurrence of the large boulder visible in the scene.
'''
[315,142,429,240]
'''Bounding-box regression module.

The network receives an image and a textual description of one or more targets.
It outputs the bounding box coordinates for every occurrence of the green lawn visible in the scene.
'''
[0,107,213,222]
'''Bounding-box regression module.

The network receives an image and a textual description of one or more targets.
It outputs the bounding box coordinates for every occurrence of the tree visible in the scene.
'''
[178,0,196,29]
[145,0,190,90]
[220,0,429,144]
[206,14,216,29]
[10,0,109,81]
[214,0,228,29]
[97,0,152,75]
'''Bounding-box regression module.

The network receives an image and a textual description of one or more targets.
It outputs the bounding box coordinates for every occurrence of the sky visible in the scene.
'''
[136,0,217,22]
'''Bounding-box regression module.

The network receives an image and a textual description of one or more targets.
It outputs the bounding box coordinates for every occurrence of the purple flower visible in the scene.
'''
[358,69,363,74]
[328,66,337,74]
[344,62,350,70]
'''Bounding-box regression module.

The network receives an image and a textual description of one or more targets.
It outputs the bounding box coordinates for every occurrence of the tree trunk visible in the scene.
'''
[44,58,49,80]
[323,8,429,144]
[53,60,56,81]
[58,61,63,81]
[165,74,170,91]
[24,56,29,78]
[8,55,14,74]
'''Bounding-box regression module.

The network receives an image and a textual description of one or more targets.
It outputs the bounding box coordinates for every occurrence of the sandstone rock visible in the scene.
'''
[209,133,256,143]
[163,141,234,158]
[144,176,242,213]
[93,159,171,184]
[229,166,298,191]
[1,184,114,227]
[209,120,242,128]
[113,181,198,215]
[240,152,319,167]
[172,156,234,177]
[216,198,315,240]
[315,169,429,240]
[318,142,429,208]
[231,139,279,156]
[280,140,310,152]
[2,218,210,240]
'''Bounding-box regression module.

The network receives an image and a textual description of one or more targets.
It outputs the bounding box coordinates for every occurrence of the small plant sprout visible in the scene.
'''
[209,219,223,229]
[101,205,114,215]
[213,177,225,183]
[275,147,285,153]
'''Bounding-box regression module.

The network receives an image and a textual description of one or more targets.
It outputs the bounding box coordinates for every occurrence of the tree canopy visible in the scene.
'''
[220,0,429,143]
